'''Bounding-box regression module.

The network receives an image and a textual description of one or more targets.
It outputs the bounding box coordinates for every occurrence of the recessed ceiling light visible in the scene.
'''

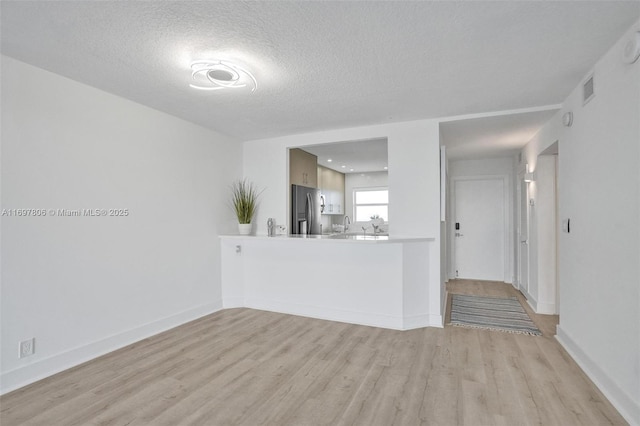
[350,168,354,172]
[190,60,257,92]
[383,166,388,170]
[341,165,346,168]
[327,159,332,162]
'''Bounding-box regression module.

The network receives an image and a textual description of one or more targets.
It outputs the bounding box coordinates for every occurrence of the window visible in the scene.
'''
[354,188,388,222]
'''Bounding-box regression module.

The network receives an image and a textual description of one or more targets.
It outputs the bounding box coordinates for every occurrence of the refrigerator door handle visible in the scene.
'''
[306,193,313,234]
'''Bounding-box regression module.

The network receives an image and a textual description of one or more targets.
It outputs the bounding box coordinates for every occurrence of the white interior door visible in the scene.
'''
[518,175,529,293]
[454,178,505,281]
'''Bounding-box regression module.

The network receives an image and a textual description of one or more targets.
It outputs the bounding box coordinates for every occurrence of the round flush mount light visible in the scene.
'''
[190,60,257,92]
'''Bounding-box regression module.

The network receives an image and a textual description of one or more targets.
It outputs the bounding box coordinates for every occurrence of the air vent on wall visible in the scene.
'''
[583,74,595,105]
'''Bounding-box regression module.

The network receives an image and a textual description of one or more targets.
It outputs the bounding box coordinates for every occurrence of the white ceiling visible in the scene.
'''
[2,1,639,150]
[440,108,560,160]
[301,138,388,174]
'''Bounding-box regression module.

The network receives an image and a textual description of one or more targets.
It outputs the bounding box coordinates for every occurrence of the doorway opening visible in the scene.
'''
[516,142,559,315]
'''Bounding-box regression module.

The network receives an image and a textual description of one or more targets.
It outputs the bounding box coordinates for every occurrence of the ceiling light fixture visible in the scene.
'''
[383,166,388,170]
[341,165,346,168]
[327,159,333,163]
[189,60,257,92]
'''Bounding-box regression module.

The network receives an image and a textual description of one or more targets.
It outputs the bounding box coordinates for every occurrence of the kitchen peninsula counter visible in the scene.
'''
[220,234,442,330]
[220,234,433,243]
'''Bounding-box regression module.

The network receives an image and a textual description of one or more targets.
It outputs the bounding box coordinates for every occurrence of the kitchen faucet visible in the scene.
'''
[343,216,351,233]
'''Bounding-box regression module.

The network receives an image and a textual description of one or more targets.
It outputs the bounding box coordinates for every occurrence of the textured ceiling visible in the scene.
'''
[2,1,639,143]
[302,138,388,174]
[440,109,560,160]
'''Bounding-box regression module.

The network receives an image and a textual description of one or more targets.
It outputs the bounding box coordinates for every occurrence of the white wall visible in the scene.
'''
[344,171,388,230]
[242,119,442,320]
[520,19,640,425]
[440,144,448,315]
[530,154,557,314]
[243,120,440,239]
[0,57,242,393]
[448,157,515,178]
[517,113,563,314]
[447,157,515,283]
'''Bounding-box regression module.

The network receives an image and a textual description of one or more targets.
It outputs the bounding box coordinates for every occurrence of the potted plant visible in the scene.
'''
[370,214,384,234]
[231,179,261,235]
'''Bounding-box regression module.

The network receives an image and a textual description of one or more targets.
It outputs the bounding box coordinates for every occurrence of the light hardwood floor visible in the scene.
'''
[1,280,627,425]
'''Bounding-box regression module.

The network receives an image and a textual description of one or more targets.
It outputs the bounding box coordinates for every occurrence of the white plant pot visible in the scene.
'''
[238,223,252,235]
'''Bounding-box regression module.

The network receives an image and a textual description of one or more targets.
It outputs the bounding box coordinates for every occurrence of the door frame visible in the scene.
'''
[516,170,530,293]
[449,174,512,283]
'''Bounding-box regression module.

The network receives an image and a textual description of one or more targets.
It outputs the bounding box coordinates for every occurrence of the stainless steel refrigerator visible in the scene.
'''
[291,184,322,235]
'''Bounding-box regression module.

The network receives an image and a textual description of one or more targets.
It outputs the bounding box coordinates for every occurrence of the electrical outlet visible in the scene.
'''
[19,338,35,358]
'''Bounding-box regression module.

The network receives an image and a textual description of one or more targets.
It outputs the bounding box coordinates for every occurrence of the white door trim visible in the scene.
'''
[450,174,512,283]
[516,170,530,294]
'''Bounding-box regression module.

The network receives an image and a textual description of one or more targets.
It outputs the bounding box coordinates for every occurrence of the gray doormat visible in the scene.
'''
[449,294,542,336]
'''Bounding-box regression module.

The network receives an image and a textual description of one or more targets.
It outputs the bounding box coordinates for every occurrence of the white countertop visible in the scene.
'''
[219,234,434,243]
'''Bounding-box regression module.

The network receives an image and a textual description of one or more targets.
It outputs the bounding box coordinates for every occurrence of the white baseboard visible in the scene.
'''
[429,314,444,328]
[403,314,443,330]
[556,326,640,426]
[442,289,449,324]
[222,297,245,309]
[521,289,556,315]
[243,298,442,331]
[0,300,223,395]
[534,301,556,315]
[245,298,407,330]
[402,314,430,330]
[521,288,538,311]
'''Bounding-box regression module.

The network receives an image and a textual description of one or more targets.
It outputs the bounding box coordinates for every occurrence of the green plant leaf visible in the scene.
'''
[230,179,263,224]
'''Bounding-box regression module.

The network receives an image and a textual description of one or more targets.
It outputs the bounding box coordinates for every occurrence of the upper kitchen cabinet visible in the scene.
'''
[289,148,318,188]
[318,165,345,215]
